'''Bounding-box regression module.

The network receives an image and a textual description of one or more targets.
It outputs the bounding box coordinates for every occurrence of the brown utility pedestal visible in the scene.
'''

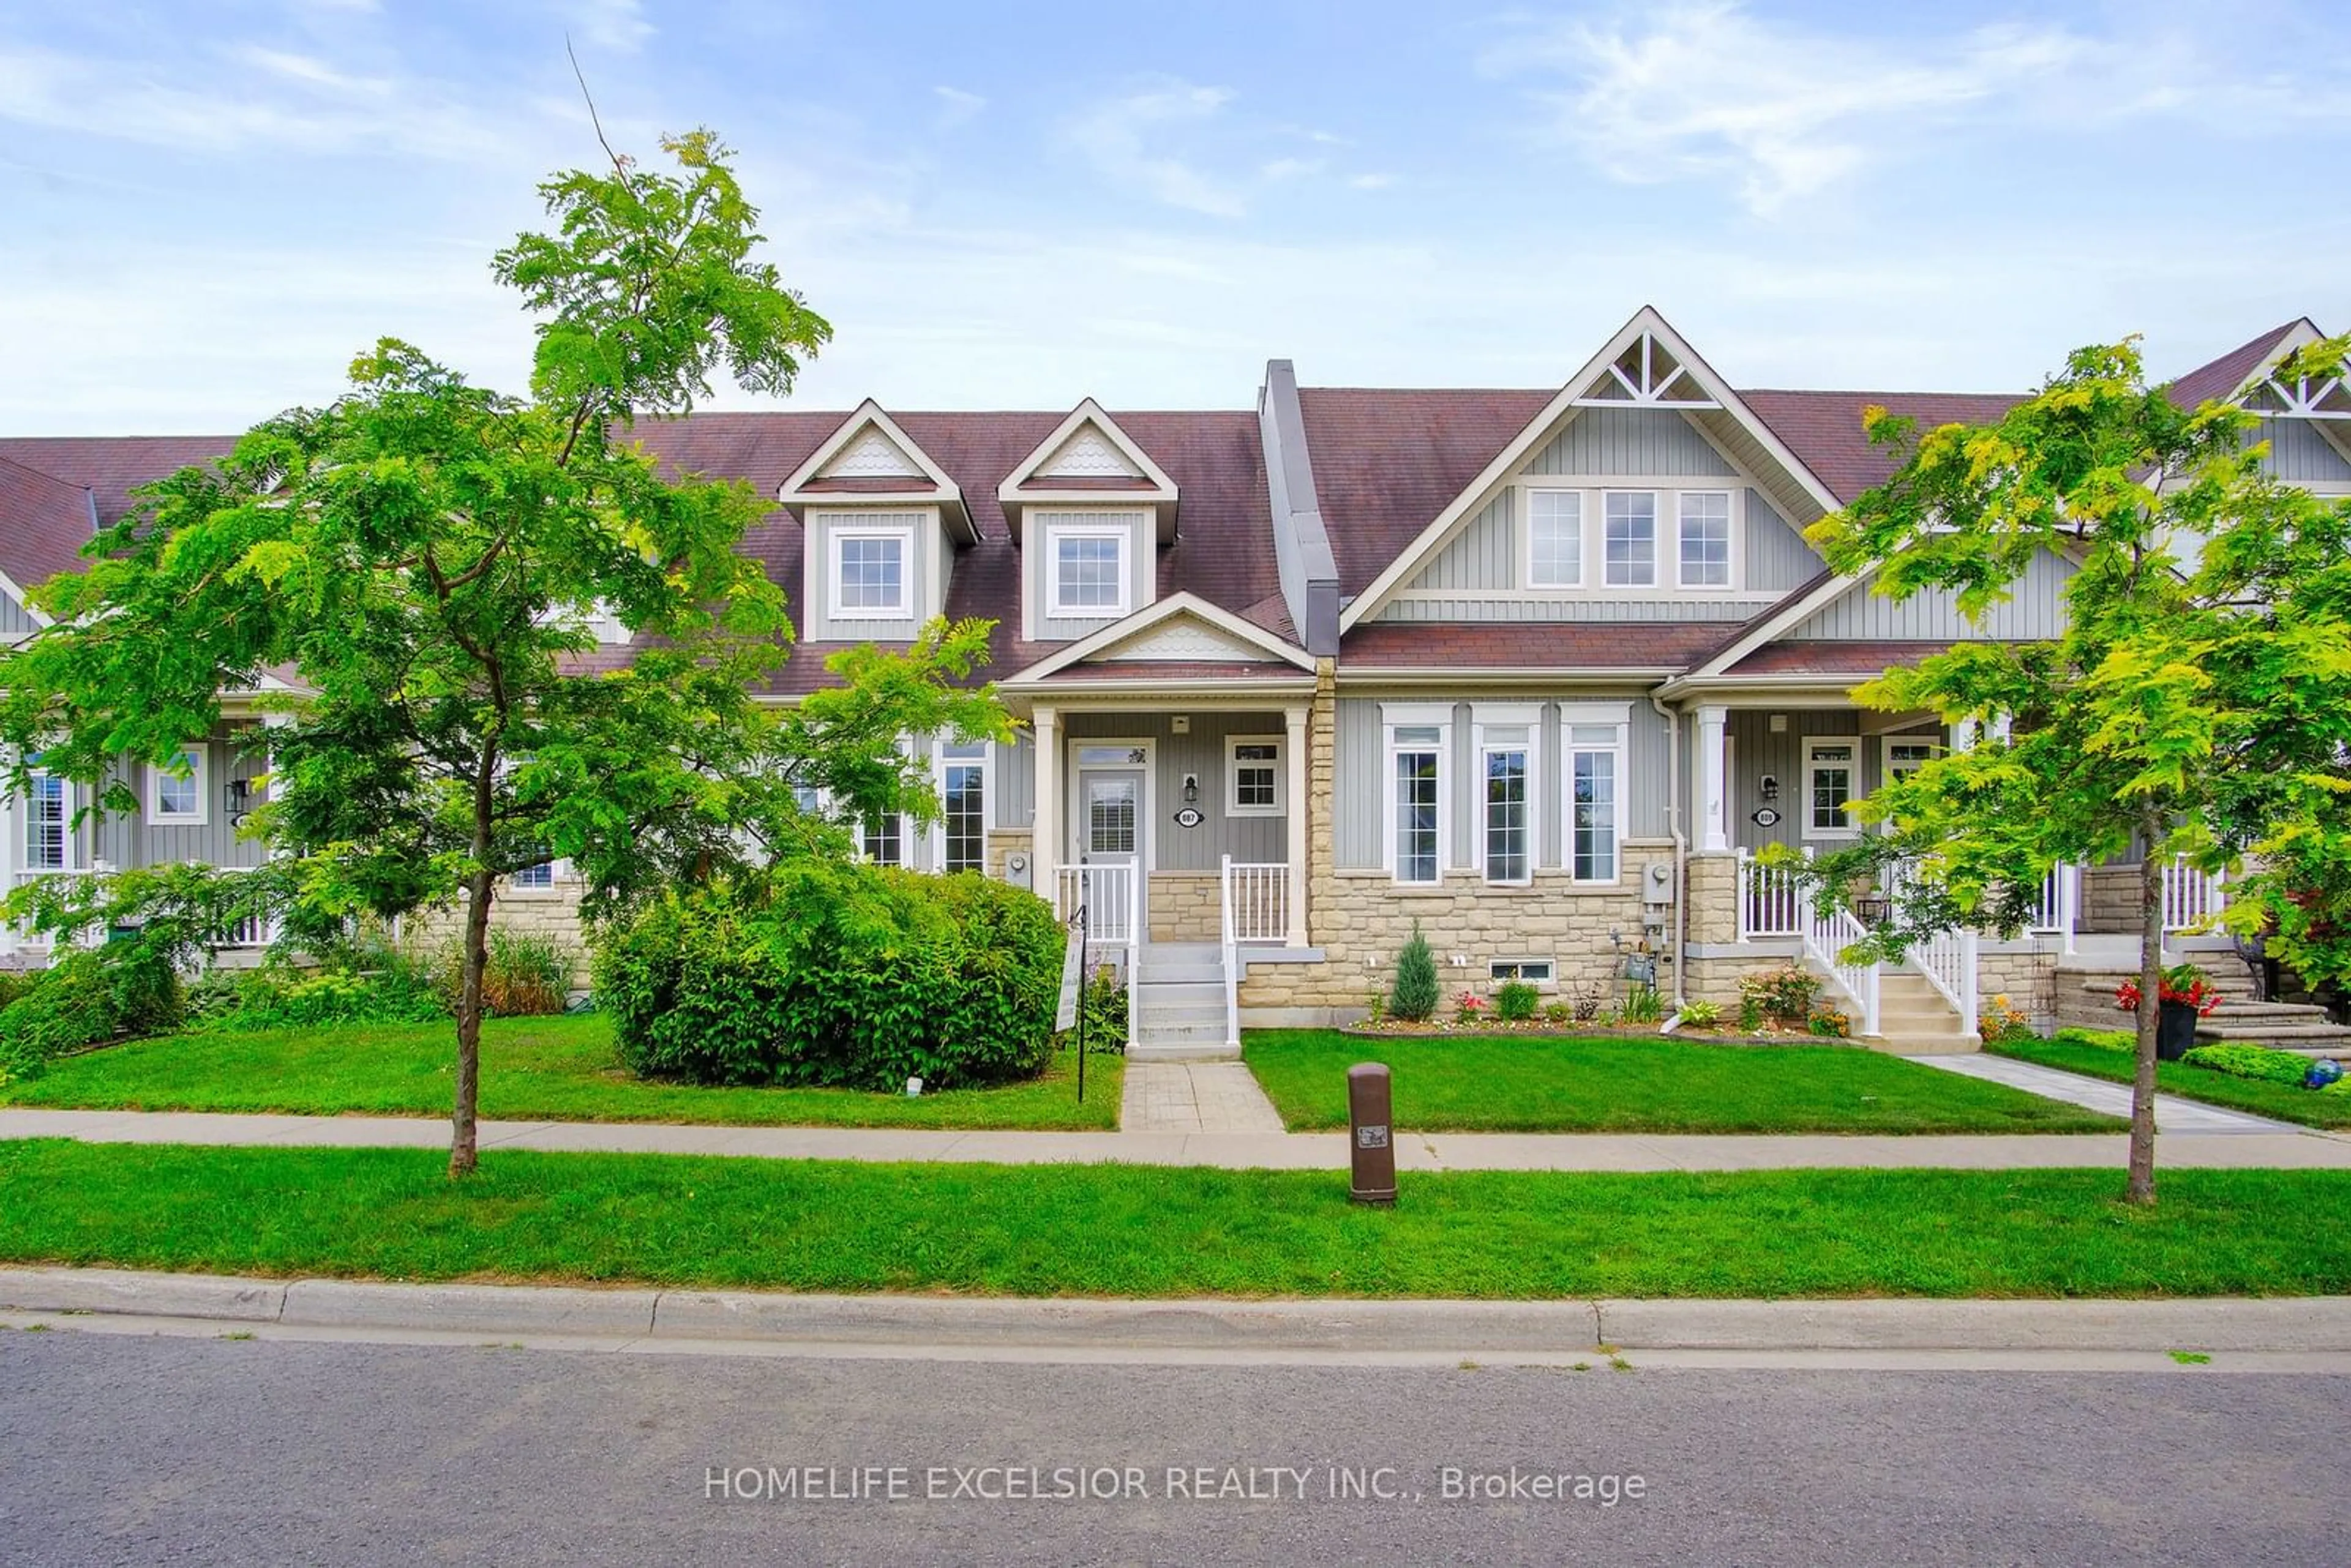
[1348,1062,1397,1206]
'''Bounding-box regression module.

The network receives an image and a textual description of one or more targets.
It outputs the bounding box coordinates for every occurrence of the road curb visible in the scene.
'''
[8,1268,2351,1354]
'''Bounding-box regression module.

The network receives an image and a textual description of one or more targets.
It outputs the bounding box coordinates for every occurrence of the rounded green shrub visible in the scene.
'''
[2180,1043,2312,1086]
[0,940,184,1081]
[595,862,1062,1091]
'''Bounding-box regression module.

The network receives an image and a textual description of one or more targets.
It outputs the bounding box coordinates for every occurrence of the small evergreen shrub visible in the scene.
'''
[1494,981,1540,1022]
[1391,921,1439,1022]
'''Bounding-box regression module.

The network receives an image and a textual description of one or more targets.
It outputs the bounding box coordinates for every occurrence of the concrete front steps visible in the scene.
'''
[1128,943,1239,1062]
[2053,964,2351,1059]
[1859,970,1979,1054]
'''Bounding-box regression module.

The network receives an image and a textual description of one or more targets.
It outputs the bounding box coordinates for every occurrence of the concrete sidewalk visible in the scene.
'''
[5,1105,2350,1169]
[7,1266,2351,1359]
[1911,1053,2293,1133]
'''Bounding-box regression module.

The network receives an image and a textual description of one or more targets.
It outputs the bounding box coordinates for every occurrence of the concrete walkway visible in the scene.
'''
[1120,1061,1286,1134]
[1910,1053,2293,1133]
[5,1106,2349,1170]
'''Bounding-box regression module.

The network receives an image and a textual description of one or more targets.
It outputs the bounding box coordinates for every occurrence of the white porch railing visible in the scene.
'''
[1055,863,1138,949]
[1881,859,1978,1038]
[1736,849,1805,939]
[1801,899,1881,1038]
[2028,863,2079,953]
[1224,861,1288,945]
[1218,857,1240,1051]
[2162,856,2226,934]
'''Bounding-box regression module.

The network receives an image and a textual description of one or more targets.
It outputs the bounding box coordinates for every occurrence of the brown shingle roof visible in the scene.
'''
[1725,640,1953,677]
[1740,391,2023,504]
[0,435,236,528]
[0,454,95,594]
[2167,322,2303,412]
[1340,620,1731,672]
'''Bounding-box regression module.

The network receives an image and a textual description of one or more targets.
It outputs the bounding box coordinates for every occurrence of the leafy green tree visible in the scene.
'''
[0,132,1008,1174]
[1800,334,2351,1204]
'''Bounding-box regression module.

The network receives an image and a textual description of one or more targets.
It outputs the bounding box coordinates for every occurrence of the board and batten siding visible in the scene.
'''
[0,591,38,637]
[1787,548,2075,640]
[1718,709,1943,854]
[800,508,943,643]
[1524,407,1737,478]
[1333,696,1667,873]
[1378,415,1823,621]
[993,733,1035,833]
[1060,710,1289,872]
[2254,417,2351,484]
[1024,509,1155,642]
[88,727,270,873]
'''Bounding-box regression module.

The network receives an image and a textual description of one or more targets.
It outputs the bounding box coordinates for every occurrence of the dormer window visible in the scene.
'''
[831,524,912,619]
[1048,524,1130,618]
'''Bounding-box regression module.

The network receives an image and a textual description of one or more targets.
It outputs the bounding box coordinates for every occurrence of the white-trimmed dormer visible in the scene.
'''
[781,400,977,642]
[998,400,1179,642]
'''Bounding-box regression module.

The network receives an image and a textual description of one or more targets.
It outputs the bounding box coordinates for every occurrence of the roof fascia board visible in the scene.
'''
[997,399,1179,544]
[1659,569,1873,693]
[1006,591,1313,684]
[1337,667,1683,685]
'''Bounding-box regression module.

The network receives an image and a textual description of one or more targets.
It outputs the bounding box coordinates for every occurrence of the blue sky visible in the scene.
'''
[4,0,2347,433]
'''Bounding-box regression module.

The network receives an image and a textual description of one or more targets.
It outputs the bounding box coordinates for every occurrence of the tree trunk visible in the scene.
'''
[2127,835,2164,1206]
[449,866,495,1178]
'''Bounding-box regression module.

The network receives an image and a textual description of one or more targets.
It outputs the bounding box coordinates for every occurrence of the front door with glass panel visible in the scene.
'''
[1071,748,1146,944]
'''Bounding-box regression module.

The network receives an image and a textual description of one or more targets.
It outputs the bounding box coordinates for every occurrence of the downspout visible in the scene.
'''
[1650,691,1688,1013]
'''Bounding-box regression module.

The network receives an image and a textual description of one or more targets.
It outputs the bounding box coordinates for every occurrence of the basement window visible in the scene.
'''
[1490,958,1554,983]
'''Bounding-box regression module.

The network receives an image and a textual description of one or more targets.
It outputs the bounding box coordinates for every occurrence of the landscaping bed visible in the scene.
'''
[1244,1029,2120,1135]
[5,1141,2346,1299]
[1990,1032,2351,1131]
[0,1015,1121,1132]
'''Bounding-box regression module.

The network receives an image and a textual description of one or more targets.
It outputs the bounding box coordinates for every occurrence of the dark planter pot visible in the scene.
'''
[2157,1000,2200,1061]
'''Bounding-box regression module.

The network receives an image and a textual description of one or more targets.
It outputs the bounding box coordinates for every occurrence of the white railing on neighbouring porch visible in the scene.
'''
[1801,899,1881,1038]
[1736,849,1805,939]
[1055,863,1138,949]
[1218,858,1291,1052]
[2029,863,2079,954]
[2162,856,2226,934]
[1218,858,1240,1051]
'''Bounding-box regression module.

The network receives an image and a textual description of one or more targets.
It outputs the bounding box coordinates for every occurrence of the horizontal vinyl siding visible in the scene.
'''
[2256,417,2351,483]
[1788,547,2074,640]
[1744,487,1821,593]
[1526,407,1735,478]
[1027,510,1153,642]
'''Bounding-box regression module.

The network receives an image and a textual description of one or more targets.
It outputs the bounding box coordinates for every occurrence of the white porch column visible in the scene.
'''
[1031,705,1059,912]
[1696,705,1731,854]
[1953,716,1980,752]
[1284,702,1309,948]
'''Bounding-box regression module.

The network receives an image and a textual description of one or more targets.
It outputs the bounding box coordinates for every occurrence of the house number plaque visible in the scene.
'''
[1172,806,1205,829]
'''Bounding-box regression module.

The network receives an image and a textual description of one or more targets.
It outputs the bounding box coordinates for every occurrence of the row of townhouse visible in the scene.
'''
[3,309,2347,1056]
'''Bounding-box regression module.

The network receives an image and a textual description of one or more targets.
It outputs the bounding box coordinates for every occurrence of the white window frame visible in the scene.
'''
[1472,703,1542,887]
[146,744,209,827]
[1674,489,1737,591]
[1561,701,1631,884]
[860,812,909,868]
[1044,523,1132,619]
[1882,735,1940,786]
[1489,958,1554,984]
[828,522,914,621]
[1380,702,1452,887]
[23,765,72,872]
[933,740,992,876]
[509,857,564,891]
[1225,736,1284,817]
[1803,736,1862,841]
[1523,489,1584,588]
[1602,490,1659,588]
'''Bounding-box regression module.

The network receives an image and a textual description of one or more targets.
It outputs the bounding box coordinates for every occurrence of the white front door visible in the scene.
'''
[1072,763,1146,943]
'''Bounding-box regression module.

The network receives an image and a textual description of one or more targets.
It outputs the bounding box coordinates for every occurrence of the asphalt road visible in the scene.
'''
[2,1332,2343,1565]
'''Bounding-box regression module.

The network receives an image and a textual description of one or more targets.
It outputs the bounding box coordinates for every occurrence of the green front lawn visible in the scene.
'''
[1243,1030,2122,1135]
[1989,1037,2351,1130]
[4,1139,2345,1298]
[0,1015,1121,1131]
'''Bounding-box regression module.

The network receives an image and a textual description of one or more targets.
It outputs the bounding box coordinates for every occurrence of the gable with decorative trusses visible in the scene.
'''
[2244,366,2351,486]
[999,399,1179,545]
[1346,309,1837,632]
[779,400,977,544]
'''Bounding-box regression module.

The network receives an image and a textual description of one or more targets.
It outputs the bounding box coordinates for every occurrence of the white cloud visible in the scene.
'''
[1489,2,2096,216]
[1259,157,1323,181]
[567,0,653,54]
[1348,172,1393,191]
[1064,80,1245,218]
[933,86,986,126]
